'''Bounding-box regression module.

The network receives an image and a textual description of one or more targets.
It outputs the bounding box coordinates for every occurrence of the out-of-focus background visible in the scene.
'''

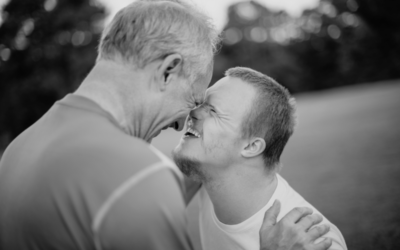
[0,0,399,249]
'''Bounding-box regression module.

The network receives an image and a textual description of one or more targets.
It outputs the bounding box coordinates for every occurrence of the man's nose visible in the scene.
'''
[170,117,186,131]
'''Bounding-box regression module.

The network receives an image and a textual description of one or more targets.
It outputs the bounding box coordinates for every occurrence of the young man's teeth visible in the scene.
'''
[187,128,201,138]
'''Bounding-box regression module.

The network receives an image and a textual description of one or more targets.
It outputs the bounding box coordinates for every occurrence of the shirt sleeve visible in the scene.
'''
[326,224,347,250]
[95,167,193,250]
[313,221,347,250]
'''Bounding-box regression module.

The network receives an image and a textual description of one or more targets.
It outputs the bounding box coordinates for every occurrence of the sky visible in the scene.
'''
[0,0,320,30]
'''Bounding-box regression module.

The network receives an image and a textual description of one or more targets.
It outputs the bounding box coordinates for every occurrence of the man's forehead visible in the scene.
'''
[203,80,232,113]
[206,76,255,112]
[194,91,206,103]
[192,67,213,100]
[190,82,206,103]
[205,77,231,97]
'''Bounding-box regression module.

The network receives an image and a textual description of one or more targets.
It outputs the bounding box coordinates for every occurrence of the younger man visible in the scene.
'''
[173,67,347,250]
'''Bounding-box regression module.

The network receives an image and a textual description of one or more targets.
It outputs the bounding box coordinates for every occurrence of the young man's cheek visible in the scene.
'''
[204,130,231,153]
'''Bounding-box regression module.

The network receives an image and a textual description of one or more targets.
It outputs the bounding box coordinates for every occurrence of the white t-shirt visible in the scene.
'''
[198,174,347,250]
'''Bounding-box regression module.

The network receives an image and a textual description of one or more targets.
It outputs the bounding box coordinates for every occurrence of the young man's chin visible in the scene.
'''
[172,151,207,182]
[173,143,194,160]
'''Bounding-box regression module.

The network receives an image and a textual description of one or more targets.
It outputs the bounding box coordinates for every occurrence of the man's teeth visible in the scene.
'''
[187,128,201,138]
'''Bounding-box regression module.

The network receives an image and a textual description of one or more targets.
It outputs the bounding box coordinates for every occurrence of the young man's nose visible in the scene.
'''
[189,106,206,121]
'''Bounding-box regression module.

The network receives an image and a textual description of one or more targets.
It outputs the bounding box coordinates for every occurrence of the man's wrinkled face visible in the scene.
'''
[152,63,213,141]
[173,76,256,182]
[163,65,213,132]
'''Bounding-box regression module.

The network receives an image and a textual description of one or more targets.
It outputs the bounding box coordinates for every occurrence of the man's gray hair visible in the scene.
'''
[225,67,297,169]
[98,0,220,81]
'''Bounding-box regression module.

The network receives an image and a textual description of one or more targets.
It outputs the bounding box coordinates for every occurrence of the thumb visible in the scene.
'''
[261,200,281,229]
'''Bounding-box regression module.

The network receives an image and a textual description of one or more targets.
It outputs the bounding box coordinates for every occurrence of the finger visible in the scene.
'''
[314,237,333,250]
[297,213,323,231]
[308,224,330,241]
[282,207,313,224]
[261,200,281,229]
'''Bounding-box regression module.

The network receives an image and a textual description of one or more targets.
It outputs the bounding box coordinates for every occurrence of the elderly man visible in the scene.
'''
[0,1,330,250]
[173,67,347,250]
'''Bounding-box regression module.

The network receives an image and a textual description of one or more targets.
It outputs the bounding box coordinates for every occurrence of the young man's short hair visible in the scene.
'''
[225,67,297,169]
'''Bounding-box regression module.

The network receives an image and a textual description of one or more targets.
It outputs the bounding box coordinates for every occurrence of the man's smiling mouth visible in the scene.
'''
[184,127,201,138]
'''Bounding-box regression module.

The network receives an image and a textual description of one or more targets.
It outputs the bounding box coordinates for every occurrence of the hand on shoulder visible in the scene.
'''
[259,200,332,250]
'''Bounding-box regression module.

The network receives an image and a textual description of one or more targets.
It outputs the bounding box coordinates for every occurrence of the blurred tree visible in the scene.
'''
[287,0,370,91]
[353,0,400,79]
[354,0,400,33]
[215,0,400,93]
[0,0,106,149]
[212,1,302,93]
[291,0,400,90]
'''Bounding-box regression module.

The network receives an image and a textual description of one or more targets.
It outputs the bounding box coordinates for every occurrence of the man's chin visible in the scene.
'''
[172,150,207,183]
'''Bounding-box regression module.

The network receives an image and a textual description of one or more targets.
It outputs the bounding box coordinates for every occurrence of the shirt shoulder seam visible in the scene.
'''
[91,161,172,250]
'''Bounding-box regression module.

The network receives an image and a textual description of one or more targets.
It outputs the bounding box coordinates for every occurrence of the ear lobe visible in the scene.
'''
[241,137,266,158]
[159,54,183,90]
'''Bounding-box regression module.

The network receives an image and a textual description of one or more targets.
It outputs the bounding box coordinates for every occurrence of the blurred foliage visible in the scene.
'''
[0,0,400,149]
[0,0,106,148]
[212,0,400,93]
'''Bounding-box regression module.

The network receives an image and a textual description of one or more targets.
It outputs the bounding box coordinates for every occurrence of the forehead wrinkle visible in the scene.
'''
[190,88,204,105]
[207,87,236,115]
[203,102,218,113]
[204,91,221,111]
[198,91,206,103]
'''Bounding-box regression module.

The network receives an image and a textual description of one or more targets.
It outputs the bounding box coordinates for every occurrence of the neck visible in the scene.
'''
[204,163,277,225]
[75,59,163,142]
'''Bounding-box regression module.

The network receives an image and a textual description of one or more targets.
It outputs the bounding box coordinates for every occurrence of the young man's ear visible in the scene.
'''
[241,137,266,158]
[157,53,183,91]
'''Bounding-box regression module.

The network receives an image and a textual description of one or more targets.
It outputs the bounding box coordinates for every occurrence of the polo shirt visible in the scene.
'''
[0,94,192,250]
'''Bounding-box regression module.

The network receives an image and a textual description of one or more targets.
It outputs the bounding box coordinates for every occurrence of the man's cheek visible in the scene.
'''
[204,135,228,158]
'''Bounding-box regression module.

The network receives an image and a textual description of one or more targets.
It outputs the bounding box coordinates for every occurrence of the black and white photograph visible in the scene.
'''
[0,0,399,249]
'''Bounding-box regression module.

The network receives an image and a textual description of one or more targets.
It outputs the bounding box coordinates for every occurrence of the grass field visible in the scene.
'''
[152,80,400,250]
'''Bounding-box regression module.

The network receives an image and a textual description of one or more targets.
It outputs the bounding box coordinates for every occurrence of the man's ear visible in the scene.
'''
[241,137,266,158]
[157,53,183,91]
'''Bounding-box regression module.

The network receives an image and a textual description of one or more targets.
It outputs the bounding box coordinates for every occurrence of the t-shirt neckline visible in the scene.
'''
[210,174,284,233]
